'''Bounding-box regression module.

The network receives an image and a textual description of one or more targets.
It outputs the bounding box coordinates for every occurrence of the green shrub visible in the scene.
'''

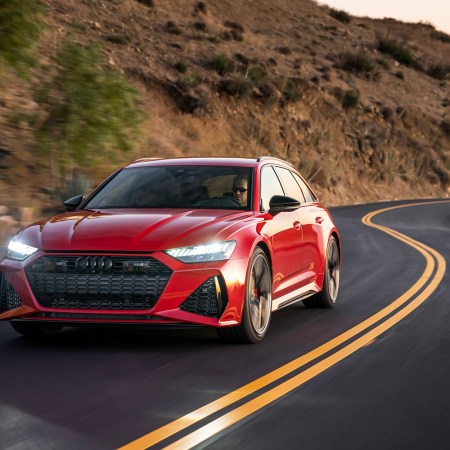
[137,0,154,7]
[210,53,234,75]
[378,39,414,66]
[208,35,219,43]
[342,90,359,109]
[330,9,351,24]
[104,34,129,45]
[257,83,278,104]
[277,47,291,55]
[218,78,252,98]
[235,53,250,65]
[174,61,187,73]
[193,21,207,31]
[282,79,300,102]
[195,2,207,14]
[220,31,232,41]
[223,21,244,32]
[231,30,244,41]
[34,42,145,181]
[339,52,374,74]
[178,72,202,89]
[247,65,268,86]
[377,57,391,70]
[427,64,449,80]
[165,21,181,35]
[381,106,394,121]
[0,0,45,77]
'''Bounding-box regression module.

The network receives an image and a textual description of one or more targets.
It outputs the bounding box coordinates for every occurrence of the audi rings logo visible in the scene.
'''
[76,256,113,272]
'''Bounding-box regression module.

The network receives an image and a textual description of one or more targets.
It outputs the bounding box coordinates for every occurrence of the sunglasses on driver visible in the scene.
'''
[232,187,248,193]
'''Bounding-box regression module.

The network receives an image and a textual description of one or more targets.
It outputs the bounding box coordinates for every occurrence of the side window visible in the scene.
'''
[273,167,306,202]
[292,172,317,203]
[260,166,285,211]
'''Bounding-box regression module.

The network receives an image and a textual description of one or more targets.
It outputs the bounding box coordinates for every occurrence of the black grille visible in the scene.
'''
[25,256,172,310]
[0,273,23,313]
[180,277,224,318]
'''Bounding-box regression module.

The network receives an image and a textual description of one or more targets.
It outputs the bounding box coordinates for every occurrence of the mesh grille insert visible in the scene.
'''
[180,277,224,318]
[25,256,172,310]
[0,273,23,313]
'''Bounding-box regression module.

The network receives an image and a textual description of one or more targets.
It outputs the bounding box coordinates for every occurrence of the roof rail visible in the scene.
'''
[133,157,163,163]
[256,156,294,167]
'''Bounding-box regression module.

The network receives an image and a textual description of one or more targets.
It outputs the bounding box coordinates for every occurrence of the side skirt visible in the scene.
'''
[272,282,319,311]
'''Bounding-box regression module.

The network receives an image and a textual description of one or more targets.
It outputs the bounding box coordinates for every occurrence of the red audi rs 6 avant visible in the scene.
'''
[0,157,340,343]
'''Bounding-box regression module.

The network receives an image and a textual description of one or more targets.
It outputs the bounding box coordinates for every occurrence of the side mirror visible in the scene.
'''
[269,195,301,215]
[64,195,84,212]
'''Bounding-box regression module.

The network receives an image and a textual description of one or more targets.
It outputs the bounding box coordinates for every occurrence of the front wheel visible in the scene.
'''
[217,248,272,343]
[10,321,63,338]
[303,236,340,308]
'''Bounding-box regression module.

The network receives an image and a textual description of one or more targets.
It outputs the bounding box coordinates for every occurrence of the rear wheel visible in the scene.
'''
[303,236,340,308]
[217,248,272,343]
[10,321,63,338]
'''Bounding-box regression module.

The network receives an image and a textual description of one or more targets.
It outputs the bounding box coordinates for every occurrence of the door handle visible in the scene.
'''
[315,217,324,224]
[293,221,302,230]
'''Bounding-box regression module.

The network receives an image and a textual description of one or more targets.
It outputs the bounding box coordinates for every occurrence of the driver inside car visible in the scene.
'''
[231,174,248,207]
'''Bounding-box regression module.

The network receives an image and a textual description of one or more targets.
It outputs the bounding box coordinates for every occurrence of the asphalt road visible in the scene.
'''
[0,200,449,450]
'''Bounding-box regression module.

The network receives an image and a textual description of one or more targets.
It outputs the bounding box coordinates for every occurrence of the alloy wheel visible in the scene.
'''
[327,238,340,302]
[248,253,272,336]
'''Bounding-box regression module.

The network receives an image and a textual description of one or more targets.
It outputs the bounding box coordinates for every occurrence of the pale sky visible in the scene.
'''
[317,0,450,34]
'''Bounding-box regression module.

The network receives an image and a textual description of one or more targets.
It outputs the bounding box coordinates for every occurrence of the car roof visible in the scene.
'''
[127,156,293,169]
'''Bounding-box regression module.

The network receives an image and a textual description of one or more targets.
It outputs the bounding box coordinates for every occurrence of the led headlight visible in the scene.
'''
[165,240,236,263]
[6,238,39,261]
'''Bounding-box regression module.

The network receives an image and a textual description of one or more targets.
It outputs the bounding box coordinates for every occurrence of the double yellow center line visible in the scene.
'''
[120,201,448,450]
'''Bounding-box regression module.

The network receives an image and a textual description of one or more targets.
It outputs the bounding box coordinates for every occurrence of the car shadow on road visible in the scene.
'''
[0,303,350,357]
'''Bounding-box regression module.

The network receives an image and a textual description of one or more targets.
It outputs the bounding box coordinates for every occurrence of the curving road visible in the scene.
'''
[0,200,449,450]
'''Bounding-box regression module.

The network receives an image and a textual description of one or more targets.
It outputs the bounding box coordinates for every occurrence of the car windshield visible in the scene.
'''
[85,165,253,210]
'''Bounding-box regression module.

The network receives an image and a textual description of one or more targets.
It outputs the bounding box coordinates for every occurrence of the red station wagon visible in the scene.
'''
[0,157,341,343]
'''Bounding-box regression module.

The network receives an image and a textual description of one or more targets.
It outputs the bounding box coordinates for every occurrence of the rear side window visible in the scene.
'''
[260,166,285,211]
[273,167,306,202]
[292,172,317,203]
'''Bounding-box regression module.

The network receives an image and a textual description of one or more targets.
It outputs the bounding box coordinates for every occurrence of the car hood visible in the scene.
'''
[20,209,253,252]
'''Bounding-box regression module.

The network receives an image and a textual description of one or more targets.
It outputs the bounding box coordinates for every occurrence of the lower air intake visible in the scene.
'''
[179,277,225,318]
[0,274,23,313]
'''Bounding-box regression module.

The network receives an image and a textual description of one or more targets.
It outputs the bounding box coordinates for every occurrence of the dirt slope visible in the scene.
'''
[0,0,449,216]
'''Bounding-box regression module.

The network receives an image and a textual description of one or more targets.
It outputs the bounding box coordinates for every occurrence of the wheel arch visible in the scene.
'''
[255,240,272,272]
[331,230,341,261]
[316,229,341,291]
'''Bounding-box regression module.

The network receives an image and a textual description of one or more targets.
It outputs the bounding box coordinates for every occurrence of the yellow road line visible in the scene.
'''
[164,202,446,449]
[165,246,445,449]
[119,200,448,450]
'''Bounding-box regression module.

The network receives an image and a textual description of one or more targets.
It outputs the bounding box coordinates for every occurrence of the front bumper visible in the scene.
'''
[0,251,248,327]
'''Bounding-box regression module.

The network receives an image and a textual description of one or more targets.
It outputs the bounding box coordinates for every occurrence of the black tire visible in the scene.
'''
[10,321,63,338]
[217,248,272,344]
[303,236,340,308]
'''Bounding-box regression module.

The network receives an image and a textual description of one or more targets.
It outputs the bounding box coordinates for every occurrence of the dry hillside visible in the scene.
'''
[0,0,449,220]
